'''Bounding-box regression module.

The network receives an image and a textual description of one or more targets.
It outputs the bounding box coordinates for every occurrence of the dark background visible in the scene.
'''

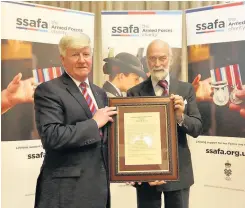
[188,40,245,138]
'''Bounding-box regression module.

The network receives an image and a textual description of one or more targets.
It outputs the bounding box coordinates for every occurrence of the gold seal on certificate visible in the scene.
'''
[108,97,179,182]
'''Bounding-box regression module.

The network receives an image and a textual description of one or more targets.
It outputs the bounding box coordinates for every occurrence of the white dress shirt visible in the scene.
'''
[151,74,170,96]
[151,74,184,125]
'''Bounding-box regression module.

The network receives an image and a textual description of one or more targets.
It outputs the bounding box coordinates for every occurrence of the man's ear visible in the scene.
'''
[60,55,65,65]
[118,73,125,79]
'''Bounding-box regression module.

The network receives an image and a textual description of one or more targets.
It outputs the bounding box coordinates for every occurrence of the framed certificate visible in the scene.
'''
[108,97,179,182]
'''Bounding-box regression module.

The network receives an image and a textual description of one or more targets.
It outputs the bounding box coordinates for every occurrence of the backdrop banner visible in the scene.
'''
[101,10,183,207]
[186,2,245,208]
[1,2,94,207]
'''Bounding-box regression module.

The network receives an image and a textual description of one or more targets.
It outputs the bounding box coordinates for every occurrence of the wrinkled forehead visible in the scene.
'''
[68,40,90,49]
[146,39,171,56]
[147,44,170,57]
[66,46,91,54]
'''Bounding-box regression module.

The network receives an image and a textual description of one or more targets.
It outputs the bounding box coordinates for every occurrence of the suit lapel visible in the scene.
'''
[139,76,179,97]
[90,82,107,143]
[169,76,179,96]
[61,73,92,118]
[90,82,104,109]
[103,81,122,97]
[139,77,155,96]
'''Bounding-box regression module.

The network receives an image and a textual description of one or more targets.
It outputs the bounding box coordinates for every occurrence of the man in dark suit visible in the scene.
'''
[127,39,202,208]
[103,52,146,97]
[33,34,117,208]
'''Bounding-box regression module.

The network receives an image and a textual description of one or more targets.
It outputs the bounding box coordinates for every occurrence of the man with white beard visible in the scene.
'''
[127,39,202,208]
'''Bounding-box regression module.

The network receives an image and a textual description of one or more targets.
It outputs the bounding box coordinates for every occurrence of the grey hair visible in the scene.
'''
[58,33,91,56]
[146,39,173,64]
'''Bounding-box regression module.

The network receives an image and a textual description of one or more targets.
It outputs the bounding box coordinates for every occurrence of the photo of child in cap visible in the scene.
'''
[103,52,147,97]
[102,46,182,98]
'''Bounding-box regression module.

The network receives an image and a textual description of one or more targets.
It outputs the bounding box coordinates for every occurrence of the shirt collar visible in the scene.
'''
[107,80,122,95]
[65,71,90,88]
[151,73,170,88]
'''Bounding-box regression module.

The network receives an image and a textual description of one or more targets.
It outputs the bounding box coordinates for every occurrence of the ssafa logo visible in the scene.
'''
[111,24,140,36]
[196,19,225,34]
[16,18,48,32]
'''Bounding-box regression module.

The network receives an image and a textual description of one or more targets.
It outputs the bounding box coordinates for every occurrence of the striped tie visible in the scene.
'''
[158,80,168,96]
[80,82,103,138]
[80,82,97,115]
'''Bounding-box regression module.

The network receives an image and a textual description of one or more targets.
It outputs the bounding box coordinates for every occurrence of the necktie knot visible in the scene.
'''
[80,82,87,89]
[78,81,103,138]
[158,80,168,96]
[158,80,168,90]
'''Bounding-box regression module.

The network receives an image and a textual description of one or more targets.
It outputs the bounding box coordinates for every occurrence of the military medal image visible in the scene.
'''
[230,88,243,105]
[226,64,243,105]
[210,64,244,106]
[32,66,64,85]
[210,68,230,106]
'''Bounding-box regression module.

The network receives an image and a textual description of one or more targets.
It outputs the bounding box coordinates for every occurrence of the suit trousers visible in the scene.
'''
[136,183,190,208]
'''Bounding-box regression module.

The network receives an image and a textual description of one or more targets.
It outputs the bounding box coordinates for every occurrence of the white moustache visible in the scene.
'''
[151,68,169,81]
[152,68,167,72]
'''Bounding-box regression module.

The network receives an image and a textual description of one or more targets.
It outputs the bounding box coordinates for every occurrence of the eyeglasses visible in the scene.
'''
[148,56,169,63]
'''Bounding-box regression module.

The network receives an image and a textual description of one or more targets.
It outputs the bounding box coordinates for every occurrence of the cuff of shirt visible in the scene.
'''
[92,118,99,128]
[177,114,184,126]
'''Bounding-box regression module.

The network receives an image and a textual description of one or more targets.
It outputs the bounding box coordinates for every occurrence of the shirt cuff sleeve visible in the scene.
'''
[177,114,185,126]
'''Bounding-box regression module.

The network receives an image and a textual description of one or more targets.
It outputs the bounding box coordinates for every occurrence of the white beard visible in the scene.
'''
[151,68,169,81]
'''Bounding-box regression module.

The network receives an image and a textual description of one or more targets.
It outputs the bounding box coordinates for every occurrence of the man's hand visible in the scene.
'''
[126,180,166,186]
[2,73,35,114]
[229,86,245,118]
[92,106,117,128]
[126,182,142,186]
[148,180,166,186]
[192,74,213,102]
[170,94,185,122]
[6,73,35,104]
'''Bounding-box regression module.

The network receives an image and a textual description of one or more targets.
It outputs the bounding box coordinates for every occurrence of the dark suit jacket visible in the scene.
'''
[127,76,202,191]
[34,73,110,208]
[102,81,122,97]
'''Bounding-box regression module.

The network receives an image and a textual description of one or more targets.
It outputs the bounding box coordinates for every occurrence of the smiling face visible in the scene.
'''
[61,46,92,82]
